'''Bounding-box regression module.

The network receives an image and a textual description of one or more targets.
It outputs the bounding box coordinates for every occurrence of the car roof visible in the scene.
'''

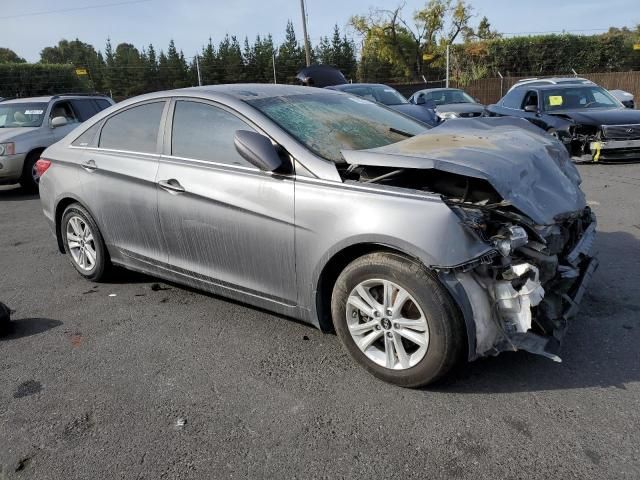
[1,96,54,104]
[178,84,330,100]
[328,83,392,89]
[413,88,463,93]
[521,83,602,91]
[1,94,110,104]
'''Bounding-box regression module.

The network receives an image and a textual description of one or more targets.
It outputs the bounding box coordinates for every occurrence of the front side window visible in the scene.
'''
[0,102,48,128]
[50,101,79,124]
[99,102,165,153]
[247,93,427,163]
[171,101,256,167]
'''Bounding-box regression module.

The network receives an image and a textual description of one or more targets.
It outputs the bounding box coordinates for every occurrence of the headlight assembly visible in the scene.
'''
[437,111,459,120]
[0,142,15,156]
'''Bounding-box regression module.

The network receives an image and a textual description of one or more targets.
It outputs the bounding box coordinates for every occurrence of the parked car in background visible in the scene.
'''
[38,84,596,387]
[408,88,485,120]
[296,64,347,87]
[507,77,595,93]
[326,83,439,126]
[609,89,635,109]
[0,93,114,190]
[487,84,640,162]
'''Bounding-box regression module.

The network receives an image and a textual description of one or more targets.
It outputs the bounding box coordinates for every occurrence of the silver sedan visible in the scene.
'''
[38,85,597,387]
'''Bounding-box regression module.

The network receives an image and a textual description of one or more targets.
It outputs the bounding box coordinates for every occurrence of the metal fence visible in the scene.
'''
[391,71,640,106]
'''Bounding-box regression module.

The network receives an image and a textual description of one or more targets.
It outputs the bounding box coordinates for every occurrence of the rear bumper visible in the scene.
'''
[0,153,26,184]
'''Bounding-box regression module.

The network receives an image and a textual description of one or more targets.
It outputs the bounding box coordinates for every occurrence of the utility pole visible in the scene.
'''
[195,54,202,86]
[272,52,277,84]
[300,0,311,67]
[497,71,503,97]
[445,43,450,88]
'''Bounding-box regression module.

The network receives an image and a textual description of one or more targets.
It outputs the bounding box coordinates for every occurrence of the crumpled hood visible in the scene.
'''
[0,127,38,143]
[549,107,640,126]
[342,117,586,225]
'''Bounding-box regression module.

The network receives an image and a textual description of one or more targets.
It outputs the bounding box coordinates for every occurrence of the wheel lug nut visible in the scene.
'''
[374,311,380,317]
[386,332,393,338]
[375,325,381,330]
[386,309,393,316]
[393,323,399,329]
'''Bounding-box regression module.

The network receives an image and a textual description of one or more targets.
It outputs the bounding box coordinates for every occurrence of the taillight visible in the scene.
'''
[35,159,52,177]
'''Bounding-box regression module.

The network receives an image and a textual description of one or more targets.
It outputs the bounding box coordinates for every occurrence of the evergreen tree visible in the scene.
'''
[277,21,304,83]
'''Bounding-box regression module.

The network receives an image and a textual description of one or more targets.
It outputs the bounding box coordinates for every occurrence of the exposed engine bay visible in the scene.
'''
[340,117,598,361]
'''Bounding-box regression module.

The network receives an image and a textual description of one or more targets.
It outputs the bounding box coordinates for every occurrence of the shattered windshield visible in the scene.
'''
[246,93,428,163]
[0,102,48,128]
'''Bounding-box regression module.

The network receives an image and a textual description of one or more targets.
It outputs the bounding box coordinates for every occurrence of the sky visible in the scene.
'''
[2,0,639,62]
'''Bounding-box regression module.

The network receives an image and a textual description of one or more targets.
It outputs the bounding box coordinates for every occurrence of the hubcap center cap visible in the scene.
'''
[381,318,392,330]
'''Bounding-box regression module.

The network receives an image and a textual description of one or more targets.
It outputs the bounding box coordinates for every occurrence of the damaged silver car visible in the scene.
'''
[37,85,597,387]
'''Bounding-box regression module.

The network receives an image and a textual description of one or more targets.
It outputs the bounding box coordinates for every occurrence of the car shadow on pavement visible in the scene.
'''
[431,230,640,394]
[1,318,63,341]
[0,185,38,201]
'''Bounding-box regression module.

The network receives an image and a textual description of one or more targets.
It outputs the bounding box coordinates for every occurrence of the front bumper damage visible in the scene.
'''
[441,208,598,362]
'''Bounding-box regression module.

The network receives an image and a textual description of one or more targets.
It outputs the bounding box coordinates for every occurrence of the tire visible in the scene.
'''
[19,151,42,193]
[61,203,109,281]
[331,252,465,388]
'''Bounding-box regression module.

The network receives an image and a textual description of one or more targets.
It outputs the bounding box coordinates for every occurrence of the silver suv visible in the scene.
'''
[0,93,114,191]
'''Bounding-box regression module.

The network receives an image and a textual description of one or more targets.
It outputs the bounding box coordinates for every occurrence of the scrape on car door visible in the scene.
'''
[156,99,296,305]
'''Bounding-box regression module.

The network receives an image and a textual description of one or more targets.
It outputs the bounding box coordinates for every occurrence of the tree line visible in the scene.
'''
[0,21,356,99]
[1,0,639,99]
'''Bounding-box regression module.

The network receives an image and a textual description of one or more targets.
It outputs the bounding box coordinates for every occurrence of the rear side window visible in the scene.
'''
[99,102,165,154]
[501,89,526,109]
[171,100,256,167]
[72,123,101,147]
[95,99,112,111]
[70,99,99,121]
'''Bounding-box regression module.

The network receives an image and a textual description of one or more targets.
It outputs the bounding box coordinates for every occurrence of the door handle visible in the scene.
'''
[81,159,97,171]
[158,179,186,193]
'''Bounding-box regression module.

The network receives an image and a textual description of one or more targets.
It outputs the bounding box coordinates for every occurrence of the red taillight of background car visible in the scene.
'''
[35,159,52,178]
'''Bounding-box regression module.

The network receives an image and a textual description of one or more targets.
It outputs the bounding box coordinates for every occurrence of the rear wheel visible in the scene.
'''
[61,203,109,281]
[19,151,42,193]
[331,252,465,387]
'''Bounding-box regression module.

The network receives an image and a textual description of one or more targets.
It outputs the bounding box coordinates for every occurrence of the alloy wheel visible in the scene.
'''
[346,279,429,370]
[66,216,97,271]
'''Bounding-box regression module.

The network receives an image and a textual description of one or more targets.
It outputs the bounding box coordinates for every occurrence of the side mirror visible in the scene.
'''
[415,96,426,105]
[524,105,538,113]
[50,116,68,128]
[234,130,283,172]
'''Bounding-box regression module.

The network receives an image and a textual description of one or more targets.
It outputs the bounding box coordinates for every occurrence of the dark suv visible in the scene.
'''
[0,93,114,190]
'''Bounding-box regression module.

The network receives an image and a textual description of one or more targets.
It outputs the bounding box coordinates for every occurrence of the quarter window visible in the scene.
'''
[171,100,256,168]
[72,123,101,147]
[99,102,165,153]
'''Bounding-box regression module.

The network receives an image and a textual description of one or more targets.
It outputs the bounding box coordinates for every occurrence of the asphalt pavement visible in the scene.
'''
[1,164,639,479]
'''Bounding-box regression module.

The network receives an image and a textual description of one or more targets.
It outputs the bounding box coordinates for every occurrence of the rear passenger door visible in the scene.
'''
[79,100,169,265]
[156,98,296,304]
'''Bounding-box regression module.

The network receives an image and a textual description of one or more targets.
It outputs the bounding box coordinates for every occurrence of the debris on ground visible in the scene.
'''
[175,418,187,428]
[151,283,171,292]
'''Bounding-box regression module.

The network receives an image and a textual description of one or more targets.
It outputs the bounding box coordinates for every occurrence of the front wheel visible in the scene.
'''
[61,203,109,281]
[331,252,465,387]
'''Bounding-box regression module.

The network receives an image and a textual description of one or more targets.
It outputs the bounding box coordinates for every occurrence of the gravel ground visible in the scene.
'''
[0,164,639,479]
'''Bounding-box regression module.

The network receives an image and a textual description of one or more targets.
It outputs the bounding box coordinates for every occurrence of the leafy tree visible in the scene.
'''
[40,39,105,90]
[351,0,474,80]
[0,48,26,63]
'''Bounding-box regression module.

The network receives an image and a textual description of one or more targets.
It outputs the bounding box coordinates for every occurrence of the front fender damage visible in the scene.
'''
[440,212,598,362]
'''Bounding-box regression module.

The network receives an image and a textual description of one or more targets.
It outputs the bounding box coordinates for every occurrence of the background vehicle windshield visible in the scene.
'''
[429,90,476,105]
[542,86,621,111]
[341,85,408,106]
[247,93,428,163]
[0,102,48,128]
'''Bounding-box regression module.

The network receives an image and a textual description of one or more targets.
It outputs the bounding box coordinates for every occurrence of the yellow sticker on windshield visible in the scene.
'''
[549,95,563,106]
